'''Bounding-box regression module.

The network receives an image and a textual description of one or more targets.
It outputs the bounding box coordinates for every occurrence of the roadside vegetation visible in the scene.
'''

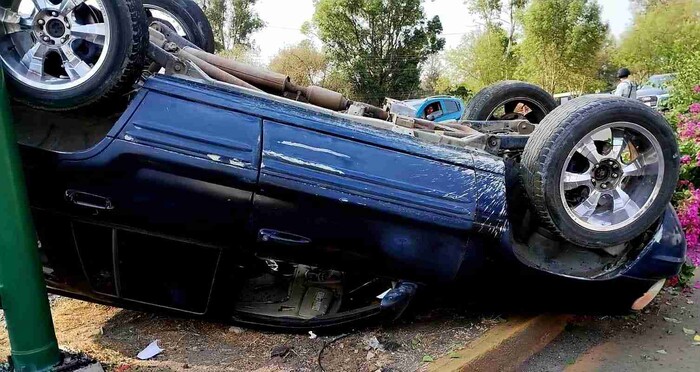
[197,0,700,285]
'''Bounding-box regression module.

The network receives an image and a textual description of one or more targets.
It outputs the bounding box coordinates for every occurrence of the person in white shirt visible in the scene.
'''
[614,68,637,99]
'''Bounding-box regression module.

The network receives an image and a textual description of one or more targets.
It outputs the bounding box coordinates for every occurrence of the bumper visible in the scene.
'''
[618,204,687,281]
[501,204,686,283]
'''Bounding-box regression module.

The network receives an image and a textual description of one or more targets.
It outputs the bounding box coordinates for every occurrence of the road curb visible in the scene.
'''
[428,314,571,372]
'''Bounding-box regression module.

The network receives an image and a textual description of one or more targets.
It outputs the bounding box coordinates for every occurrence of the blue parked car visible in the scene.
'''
[388,96,466,122]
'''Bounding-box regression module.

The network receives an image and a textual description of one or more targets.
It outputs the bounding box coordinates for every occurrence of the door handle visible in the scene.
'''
[258,229,311,246]
[65,190,114,210]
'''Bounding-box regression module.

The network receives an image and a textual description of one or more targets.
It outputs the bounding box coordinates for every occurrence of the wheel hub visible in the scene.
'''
[34,11,71,45]
[592,159,622,190]
[46,18,66,38]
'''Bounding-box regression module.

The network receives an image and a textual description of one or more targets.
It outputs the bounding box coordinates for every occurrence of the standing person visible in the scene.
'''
[614,68,637,99]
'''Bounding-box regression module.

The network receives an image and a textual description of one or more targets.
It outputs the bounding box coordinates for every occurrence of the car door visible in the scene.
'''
[24,90,262,314]
[439,99,462,121]
[251,116,477,283]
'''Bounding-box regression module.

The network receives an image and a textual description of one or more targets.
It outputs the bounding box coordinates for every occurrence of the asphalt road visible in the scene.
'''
[520,275,700,372]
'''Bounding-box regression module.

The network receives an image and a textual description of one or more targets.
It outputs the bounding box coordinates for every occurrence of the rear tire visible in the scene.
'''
[464,81,558,123]
[521,96,679,249]
[143,0,215,53]
[1,0,148,111]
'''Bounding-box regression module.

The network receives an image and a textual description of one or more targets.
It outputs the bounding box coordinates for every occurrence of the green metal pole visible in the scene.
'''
[0,67,61,370]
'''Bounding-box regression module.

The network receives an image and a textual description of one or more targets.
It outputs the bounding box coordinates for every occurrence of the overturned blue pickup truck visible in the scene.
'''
[2,0,685,330]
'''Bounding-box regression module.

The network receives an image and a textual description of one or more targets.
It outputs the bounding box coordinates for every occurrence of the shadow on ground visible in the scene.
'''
[84,259,652,371]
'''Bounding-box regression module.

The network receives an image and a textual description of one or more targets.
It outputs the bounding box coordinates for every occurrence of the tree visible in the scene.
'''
[312,0,445,104]
[616,0,700,80]
[465,0,527,56]
[200,0,265,51]
[268,40,332,87]
[630,0,674,12]
[200,0,226,51]
[420,54,444,94]
[446,26,518,92]
[517,0,608,93]
[228,0,265,48]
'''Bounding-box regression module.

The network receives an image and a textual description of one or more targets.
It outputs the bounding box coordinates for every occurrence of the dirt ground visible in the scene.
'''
[0,297,499,372]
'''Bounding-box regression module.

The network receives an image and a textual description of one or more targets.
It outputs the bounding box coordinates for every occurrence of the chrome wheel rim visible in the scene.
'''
[0,0,111,91]
[559,122,664,232]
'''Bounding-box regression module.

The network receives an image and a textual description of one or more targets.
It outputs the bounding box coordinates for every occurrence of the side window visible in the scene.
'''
[423,102,443,117]
[443,100,460,114]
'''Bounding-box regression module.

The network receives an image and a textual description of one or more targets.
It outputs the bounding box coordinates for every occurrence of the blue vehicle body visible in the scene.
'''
[17,75,685,326]
[400,96,465,122]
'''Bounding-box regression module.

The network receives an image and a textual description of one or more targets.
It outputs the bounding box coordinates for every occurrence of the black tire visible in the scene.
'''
[2,0,148,111]
[464,81,558,123]
[521,96,680,249]
[143,0,215,53]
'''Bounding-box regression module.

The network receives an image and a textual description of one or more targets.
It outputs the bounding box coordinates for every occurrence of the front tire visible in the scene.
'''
[521,96,679,249]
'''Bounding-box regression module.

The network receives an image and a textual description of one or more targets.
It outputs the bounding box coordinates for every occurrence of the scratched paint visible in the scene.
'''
[280,141,351,159]
[263,150,345,175]
[229,159,246,167]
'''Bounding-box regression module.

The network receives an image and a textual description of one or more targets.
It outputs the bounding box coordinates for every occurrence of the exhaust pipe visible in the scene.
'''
[183,47,352,112]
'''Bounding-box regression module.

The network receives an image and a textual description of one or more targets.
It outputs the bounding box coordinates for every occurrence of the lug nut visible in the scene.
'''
[612,173,618,178]
[52,11,58,17]
[38,19,45,25]
[601,183,608,189]
[613,164,619,169]
[42,36,50,42]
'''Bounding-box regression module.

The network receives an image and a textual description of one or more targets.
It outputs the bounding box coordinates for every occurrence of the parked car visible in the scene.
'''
[637,73,676,110]
[388,96,465,122]
[2,1,686,330]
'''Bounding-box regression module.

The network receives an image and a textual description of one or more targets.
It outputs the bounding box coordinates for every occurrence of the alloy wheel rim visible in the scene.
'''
[0,0,111,91]
[559,122,664,232]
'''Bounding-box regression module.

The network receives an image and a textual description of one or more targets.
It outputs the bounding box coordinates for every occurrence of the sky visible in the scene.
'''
[251,0,634,63]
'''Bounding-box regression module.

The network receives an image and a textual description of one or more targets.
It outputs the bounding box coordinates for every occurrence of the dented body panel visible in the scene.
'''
[18,76,686,320]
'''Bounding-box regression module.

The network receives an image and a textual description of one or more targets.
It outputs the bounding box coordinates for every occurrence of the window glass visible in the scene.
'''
[443,100,460,114]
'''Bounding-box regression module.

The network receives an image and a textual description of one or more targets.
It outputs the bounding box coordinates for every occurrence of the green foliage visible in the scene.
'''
[200,0,226,51]
[677,260,696,288]
[667,49,700,116]
[446,26,517,92]
[312,0,445,104]
[228,0,265,47]
[466,0,504,26]
[200,0,265,52]
[615,0,700,81]
[630,0,675,13]
[517,0,608,93]
[420,54,444,94]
